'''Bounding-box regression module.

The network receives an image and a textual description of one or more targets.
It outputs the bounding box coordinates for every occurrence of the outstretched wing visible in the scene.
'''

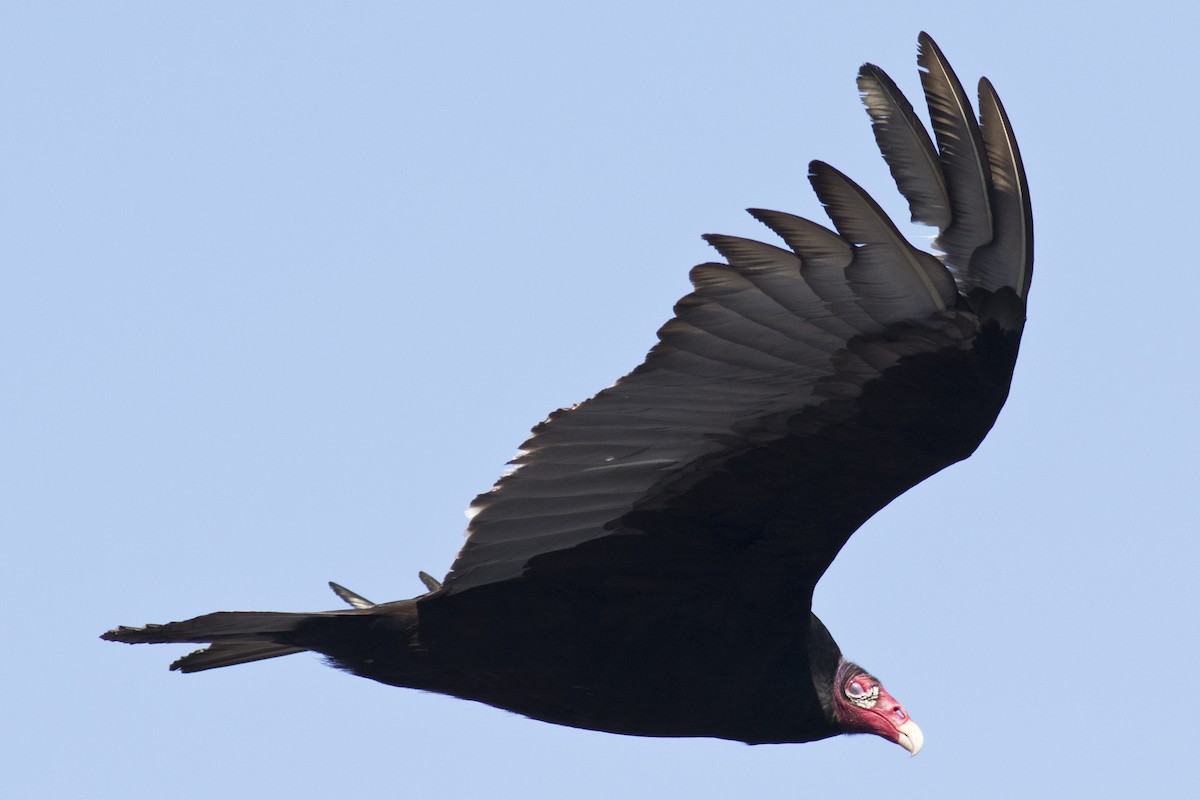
[441,33,1032,597]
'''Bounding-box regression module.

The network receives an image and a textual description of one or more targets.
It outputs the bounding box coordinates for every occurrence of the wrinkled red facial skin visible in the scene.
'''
[831,660,913,745]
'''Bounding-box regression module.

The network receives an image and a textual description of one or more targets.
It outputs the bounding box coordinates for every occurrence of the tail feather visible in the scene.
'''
[101,611,334,645]
[171,642,307,673]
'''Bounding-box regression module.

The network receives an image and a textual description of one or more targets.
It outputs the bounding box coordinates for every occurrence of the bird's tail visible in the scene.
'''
[101,610,346,673]
[101,580,396,673]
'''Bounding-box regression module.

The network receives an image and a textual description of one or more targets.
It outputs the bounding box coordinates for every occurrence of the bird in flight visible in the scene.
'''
[104,32,1031,756]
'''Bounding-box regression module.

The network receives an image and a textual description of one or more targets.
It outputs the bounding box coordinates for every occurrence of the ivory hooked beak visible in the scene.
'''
[897,718,924,756]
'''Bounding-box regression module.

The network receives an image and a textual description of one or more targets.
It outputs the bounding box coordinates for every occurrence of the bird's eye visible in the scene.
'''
[843,678,879,708]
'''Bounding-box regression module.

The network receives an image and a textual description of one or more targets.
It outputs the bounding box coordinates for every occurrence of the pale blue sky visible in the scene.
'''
[5,3,1198,798]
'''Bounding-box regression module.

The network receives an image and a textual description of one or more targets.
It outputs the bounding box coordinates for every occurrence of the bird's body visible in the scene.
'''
[104,33,1031,755]
[297,586,834,744]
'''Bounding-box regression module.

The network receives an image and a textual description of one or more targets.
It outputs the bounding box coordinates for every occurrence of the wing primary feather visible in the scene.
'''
[745,208,853,269]
[916,31,994,277]
[857,64,951,230]
[807,160,955,321]
[972,77,1034,299]
[701,233,802,272]
[702,229,863,338]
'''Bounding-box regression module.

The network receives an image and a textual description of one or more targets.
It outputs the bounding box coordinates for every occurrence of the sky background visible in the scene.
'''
[5,2,1198,798]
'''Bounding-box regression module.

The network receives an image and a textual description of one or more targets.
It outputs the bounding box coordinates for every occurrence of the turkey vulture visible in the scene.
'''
[103,33,1031,755]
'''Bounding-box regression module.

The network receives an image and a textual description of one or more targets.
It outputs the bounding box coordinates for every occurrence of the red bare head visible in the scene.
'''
[831,660,923,755]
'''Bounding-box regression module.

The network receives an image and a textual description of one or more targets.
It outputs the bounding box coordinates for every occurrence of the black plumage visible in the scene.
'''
[104,33,1031,754]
